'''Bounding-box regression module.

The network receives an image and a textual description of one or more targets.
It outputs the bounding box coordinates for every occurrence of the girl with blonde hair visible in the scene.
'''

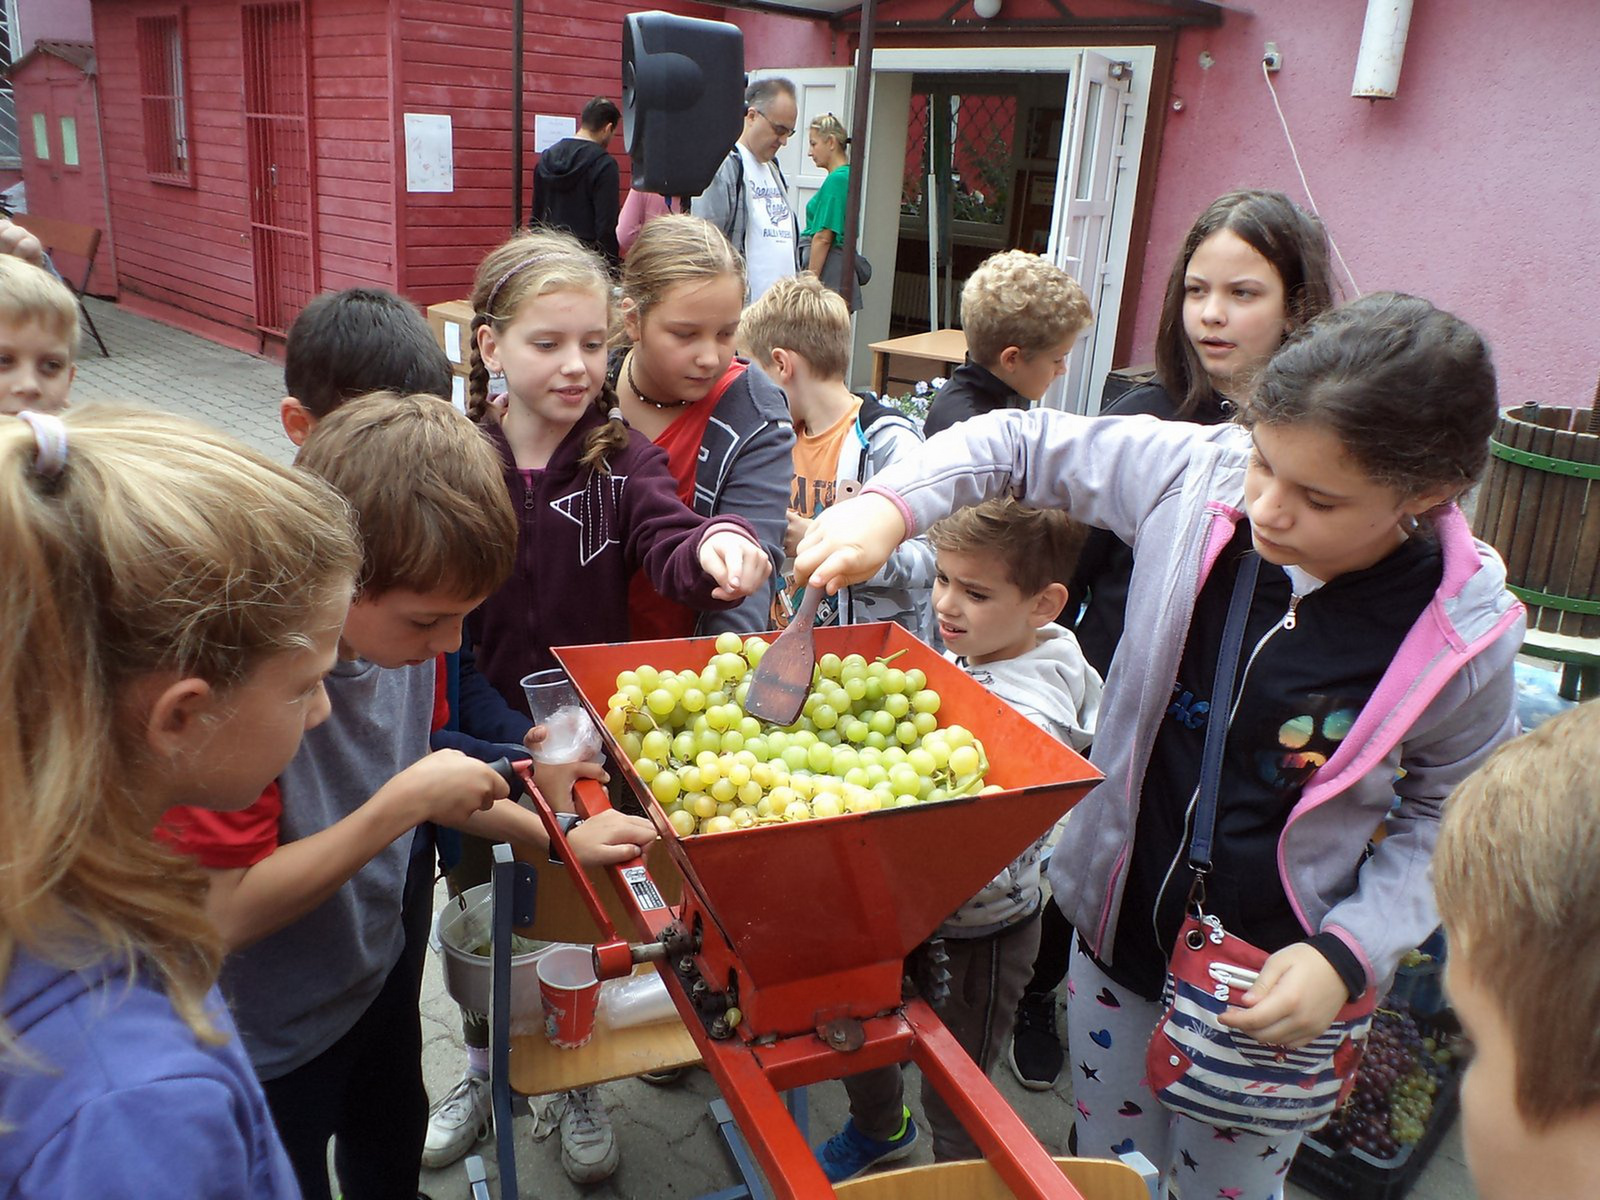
[611,213,794,640]
[0,406,361,1196]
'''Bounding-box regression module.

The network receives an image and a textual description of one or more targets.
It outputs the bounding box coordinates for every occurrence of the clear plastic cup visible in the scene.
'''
[520,669,604,764]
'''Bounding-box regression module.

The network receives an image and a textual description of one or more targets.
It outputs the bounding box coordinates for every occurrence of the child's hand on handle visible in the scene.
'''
[783,509,812,559]
[529,755,608,814]
[568,810,659,865]
[793,491,908,595]
[1217,942,1352,1049]
[699,529,773,600]
[384,749,509,827]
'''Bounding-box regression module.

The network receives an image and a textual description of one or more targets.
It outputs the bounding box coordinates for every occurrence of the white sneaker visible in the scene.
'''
[422,1071,491,1168]
[559,1086,620,1183]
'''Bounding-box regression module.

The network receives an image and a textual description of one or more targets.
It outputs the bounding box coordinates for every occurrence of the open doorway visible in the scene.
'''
[891,72,1069,337]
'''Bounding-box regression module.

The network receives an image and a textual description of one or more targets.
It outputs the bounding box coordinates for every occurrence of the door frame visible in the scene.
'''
[852,43,1157,411]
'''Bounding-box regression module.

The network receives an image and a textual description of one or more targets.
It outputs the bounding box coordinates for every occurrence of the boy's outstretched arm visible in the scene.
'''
[200,750,506,952]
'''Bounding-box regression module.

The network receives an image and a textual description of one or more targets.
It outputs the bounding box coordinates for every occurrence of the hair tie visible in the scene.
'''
[18,410,68,479]
[607,406,625,423]
[483,253,560,316]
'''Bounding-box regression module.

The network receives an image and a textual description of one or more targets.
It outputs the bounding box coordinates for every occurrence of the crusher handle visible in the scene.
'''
[486,757,639,981]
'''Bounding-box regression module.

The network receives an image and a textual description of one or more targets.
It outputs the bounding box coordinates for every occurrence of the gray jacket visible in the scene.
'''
[867,409,1524,991]
[691,147,800,274]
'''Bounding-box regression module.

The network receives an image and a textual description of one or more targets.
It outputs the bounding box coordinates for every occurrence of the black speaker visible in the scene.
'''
[622,11,745,198]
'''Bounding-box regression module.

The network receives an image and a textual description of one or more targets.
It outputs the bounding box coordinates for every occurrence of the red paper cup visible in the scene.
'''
[538,946,600,1049]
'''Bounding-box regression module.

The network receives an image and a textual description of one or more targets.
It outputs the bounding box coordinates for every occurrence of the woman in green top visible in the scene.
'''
[802,113,851,281]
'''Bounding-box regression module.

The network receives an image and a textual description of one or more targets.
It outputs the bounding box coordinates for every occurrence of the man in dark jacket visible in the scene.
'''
[530,97,622,270]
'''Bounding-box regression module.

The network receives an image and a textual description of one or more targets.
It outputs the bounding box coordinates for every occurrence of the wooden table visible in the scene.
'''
[869,328,969,397]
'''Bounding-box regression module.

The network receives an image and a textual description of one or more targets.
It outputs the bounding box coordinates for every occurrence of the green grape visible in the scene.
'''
[633,757,660,783]
[738,717,761,739]
[811,792,844,819]
[628,711,655,733]
[865,765,889,788]
[640,730,670,760]
[768,785,798,810]
[883,693,911,719]
[646,688,676,716]
[842,676,868,702]
[699,666,721,692]
[651,770,681,803]
[766,731,789,756]
[912,711,939,736]
[818,652,843,679]
[817,728,842,747]
[731,805,758,829]
[689,793,718,820]
[617,684,644,708]
[716,800,737,818]
[843,718,870,744]
[703,815,736,835]
[672,731,696,760]
[681,687,707,713]
[889,764,922,796]
[668,809,697,837]
[830,747,859,775]
[881,747,908,766]
[745,736,769,761]
[678,766,704,794]
[812,702,839,730]
[743,636,769,660]
[782,746,809,773]
[864,731,889,751]
[782,800,813,822]
[789,774,816,800]
[911,689,941,715]
[755,795,780,818]
[616,670,640,691]
[715,631,744,655]
[635,664,661,691]
[907,748,936,776]
[725,761,752,787]
[894,794,920,807]
[792,730,819,749]
[868,710,895,736]
[946,725,976,749]
[735,681,750,708]
[896,720,919,746]
[844,766,871,788]
[882,668,908,695]
[949,745,981,777]
[604,708,629,736]
[619,731,644,760]
[864,678,885,703]
[807,743,835,773]
[904,668,928,692]
[705,705,731,732]
[720,730,745,753]
[713,652,747,681]
[737,779,763,806]
[751,762,777,788]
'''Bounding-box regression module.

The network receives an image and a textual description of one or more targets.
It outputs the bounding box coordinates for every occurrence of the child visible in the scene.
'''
[1011,189,1335,1090]
[0,255,78,415]
[797,292,1524,1198]
[1433,700,1600,1200]
[0,406,361,1196]
[610,213,795,640]
[922,249,1092,437]
[434,229,768,1183]
[814,498,1101,1182]
[739,271,933,638]
[160,393,656,1200]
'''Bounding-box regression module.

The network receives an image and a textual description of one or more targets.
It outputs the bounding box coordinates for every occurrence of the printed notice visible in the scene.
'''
[404,113,453,193]
[621,866,666,911]
[450,375,465,413]
[444,321,462,364]
[535,114,577,153]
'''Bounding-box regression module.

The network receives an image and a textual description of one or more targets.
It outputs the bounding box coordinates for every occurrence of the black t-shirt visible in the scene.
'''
[1102,520,1443,1000]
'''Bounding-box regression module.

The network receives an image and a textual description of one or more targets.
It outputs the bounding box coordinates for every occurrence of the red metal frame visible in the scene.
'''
[508,625,1105,1198]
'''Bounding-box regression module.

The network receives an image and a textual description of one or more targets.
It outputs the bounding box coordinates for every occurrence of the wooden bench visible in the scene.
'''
[8,212,110,357]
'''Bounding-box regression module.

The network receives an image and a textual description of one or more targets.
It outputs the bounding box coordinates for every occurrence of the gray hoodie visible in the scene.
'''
[868,408,1524,990]
[939,624,1102,938]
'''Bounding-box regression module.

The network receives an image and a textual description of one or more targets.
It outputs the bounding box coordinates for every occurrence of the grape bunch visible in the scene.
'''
[602,632,995,836]
[1313,1008,1458,1160]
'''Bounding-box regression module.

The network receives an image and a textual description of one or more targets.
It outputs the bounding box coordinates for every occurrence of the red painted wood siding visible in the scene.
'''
[308,0,397,289]
[396,0,723,304]
[12,52,117,295]
[94,0,256,328]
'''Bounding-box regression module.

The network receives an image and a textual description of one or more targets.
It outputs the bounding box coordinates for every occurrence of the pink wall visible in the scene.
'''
[16,0,94,46]
[736,6,834,71]
[1134,0,1600,404]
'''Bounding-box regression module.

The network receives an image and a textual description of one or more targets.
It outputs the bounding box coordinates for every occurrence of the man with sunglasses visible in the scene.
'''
[692,77,801,302]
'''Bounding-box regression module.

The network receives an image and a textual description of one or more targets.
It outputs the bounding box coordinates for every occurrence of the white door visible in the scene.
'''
[1046,50,1134,414]
[748,68,853,237]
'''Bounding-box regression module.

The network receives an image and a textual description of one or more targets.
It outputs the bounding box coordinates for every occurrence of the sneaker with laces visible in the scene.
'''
[422,1071,491,1168]
[559,1086,620,1183]
[815,1109,918,1183]
[1008,990,1065,1090]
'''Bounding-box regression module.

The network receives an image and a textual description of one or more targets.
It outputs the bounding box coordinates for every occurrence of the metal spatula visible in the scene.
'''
[742,585,824,726]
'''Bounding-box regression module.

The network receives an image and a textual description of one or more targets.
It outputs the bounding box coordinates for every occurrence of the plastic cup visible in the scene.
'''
[537,945,601,1049]
[520,669,604,764]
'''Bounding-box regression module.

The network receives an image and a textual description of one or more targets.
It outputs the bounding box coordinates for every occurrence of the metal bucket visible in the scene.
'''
[434,881,560,1017]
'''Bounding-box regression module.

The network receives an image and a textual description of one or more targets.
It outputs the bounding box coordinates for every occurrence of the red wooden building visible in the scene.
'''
[88,0,740,351]
[7,39,117,295]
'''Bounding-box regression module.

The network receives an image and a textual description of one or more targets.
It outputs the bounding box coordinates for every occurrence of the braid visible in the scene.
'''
[466,313,492,423]
[578,384,632,475]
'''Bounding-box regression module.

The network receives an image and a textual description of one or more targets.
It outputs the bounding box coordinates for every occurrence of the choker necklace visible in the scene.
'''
[626,353,695,411]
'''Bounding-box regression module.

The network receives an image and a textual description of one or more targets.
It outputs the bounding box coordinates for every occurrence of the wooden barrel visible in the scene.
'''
[1472,393,1600,637]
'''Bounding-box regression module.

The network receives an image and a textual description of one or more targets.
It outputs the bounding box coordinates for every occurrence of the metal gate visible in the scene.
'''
[242,2,314,338]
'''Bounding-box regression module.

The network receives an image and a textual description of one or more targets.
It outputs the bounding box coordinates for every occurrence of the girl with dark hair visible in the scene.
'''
[796,292,1523,1199]
[1009,190,1338,1089]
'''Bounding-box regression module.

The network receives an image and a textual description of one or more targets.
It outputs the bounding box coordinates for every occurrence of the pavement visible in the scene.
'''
[71,296,1481,1199]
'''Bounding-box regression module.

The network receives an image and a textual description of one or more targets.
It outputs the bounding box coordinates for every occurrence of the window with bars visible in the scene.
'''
[137,14,192,182]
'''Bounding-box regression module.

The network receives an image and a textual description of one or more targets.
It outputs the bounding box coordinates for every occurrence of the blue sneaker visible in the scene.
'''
[815,1109,919,1182]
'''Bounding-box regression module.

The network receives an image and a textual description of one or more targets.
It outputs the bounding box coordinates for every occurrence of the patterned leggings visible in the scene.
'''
[1065,937,1301,1200]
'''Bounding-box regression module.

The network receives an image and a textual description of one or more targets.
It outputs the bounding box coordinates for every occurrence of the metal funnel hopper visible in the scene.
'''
[557,622,1102,1036]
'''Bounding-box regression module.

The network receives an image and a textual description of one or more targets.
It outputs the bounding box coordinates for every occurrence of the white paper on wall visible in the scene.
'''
[404,113,454,193]
[450,375,466,413]
[444,321,462,364]
[534,115,577,153]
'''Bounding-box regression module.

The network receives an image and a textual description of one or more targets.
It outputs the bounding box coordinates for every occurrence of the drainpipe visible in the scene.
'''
[512,0,525,227]
[1351,0,1413,99]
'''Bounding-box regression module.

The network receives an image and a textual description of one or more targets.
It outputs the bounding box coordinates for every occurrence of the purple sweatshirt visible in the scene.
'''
[0,949,299,1198]
[467,408,757,712]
